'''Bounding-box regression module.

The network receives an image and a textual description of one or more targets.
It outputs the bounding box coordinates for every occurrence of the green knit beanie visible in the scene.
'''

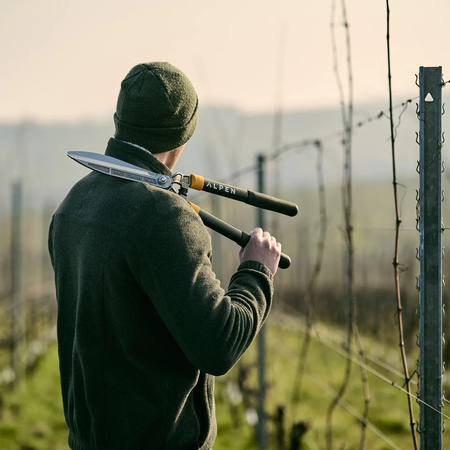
[114,62,198,153]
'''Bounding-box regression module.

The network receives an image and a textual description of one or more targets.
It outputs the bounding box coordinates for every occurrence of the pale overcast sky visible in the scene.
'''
[1,0,449,122]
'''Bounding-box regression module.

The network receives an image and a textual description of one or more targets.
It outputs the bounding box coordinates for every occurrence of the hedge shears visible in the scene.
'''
[68,151,298,269]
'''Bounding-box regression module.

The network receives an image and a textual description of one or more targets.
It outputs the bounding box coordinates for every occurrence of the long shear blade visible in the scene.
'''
[67,151,172,189]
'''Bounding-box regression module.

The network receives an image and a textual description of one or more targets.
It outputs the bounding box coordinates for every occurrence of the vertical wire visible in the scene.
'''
[385,1,419,448]
[326,0,351,445]
[289,141,328,418]
[326,1,372,448]
[339,2,371,447]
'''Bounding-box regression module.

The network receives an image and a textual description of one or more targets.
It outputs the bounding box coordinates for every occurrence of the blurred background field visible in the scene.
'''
[2,1,450,449]
[1,98,450,449]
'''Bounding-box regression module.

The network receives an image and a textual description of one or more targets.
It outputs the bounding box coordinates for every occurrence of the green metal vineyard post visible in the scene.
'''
[418,65,444,449]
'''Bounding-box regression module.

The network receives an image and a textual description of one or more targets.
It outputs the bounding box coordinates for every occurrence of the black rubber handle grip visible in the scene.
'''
[190,174,299,217]
[246,191,298,217]
[196,207,291,269]
[239,230,291,270]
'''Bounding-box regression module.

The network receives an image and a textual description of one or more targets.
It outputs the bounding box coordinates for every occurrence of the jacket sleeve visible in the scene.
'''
[138,194,274,376]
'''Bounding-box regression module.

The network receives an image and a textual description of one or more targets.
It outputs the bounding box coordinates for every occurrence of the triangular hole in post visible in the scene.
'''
[425,93,434,102]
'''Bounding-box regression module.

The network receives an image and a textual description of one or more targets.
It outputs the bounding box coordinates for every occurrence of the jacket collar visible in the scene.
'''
[105,138,172,177]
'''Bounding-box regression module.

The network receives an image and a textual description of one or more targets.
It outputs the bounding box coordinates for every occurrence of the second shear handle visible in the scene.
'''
[190,174,298,217]
[189,202,291,269]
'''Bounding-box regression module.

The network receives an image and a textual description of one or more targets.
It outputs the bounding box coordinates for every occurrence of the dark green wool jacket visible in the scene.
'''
[48,138,274,450]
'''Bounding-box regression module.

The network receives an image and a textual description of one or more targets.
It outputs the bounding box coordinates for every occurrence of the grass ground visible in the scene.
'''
[0,346,68,450]
[0,314,446,449]
[213,313,425,450]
